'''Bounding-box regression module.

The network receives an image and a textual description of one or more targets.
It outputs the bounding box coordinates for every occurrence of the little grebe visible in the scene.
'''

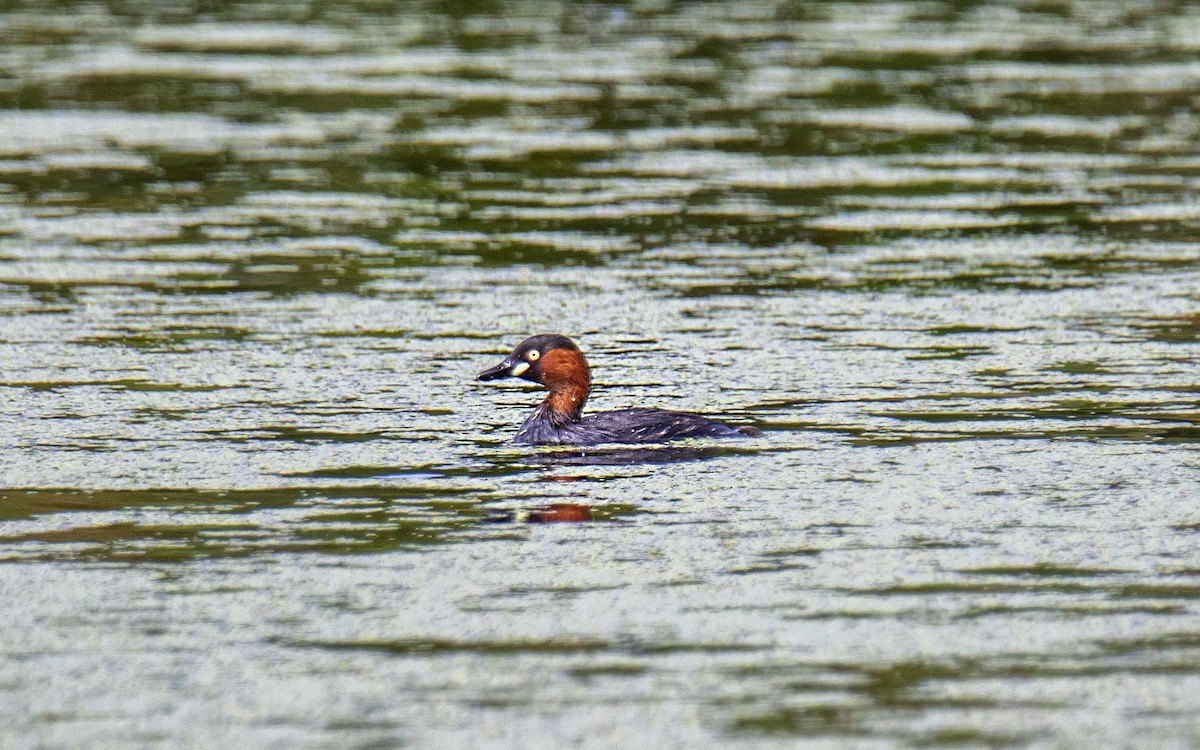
[476,334,760,446]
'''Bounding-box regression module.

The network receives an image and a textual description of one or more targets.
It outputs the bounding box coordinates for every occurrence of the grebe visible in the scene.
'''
[476,334,760,446]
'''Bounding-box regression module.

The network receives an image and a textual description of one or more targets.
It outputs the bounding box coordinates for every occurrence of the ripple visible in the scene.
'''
[5,213,185,242]
[725,161,1038,190]
[133,23,355,53]
[965,61,1200,94]
[835,192,1107,211]
[0,110,325,153]
[809,210,1028,232]
[257,75,600,105]
[1091,201,1200,223]
[773,106,975,133]
[475,201,681,222]
[465,178,698,206]
[991,115,1144,140]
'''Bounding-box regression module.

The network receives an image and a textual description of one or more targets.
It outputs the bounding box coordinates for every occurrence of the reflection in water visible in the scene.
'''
[485,503,595,524]
[534,445,731,467]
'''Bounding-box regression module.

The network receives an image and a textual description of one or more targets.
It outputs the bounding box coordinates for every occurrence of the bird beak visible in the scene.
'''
[477,357,529,381]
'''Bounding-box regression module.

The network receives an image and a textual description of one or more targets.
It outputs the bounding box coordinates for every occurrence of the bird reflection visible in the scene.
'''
[526,503,592,523]
[484,503,593,524]
[531,446,720,466]
[480,445,754,525]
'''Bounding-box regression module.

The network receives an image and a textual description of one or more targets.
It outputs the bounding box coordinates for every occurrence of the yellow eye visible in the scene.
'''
[526,349,540,362]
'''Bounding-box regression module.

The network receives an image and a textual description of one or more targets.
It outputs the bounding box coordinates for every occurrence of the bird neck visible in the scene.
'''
[538,348,591,426]
[542,384,588,426]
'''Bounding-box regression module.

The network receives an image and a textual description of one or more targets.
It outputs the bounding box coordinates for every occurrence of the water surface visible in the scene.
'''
[2,1,1200,747]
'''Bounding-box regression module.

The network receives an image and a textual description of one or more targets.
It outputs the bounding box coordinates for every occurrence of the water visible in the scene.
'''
[2,1,1200,747]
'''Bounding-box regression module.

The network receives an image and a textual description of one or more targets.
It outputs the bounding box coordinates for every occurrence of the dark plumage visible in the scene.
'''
[476,334,760,446]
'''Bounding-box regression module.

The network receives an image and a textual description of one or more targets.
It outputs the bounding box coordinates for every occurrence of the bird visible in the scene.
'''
[476,334,760,446]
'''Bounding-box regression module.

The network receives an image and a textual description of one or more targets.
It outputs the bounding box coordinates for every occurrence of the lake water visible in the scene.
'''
[2,1,1200,747]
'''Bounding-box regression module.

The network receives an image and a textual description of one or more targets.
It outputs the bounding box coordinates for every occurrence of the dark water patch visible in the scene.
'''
[927,324,1038,336]
[783,609,912,622]
[908,537,977,550]
[0,488,278,520]
[75,326,253,351]
[727,560,812,576]
[905,346,992,360]
[0,485,483,521]
[959,562,1131,577]
[954,604,1185,620]
[1112,584,1200,600]
[729,704,870,738]
[283,636,759,657]
[873,581,1097,595]
[281,465,437,480]
[282,458,542,483]
[499,582,627,598]
[1095,632,1200,656]
[910,728,1031,748]
[283,636,614,656]
[0,496,499,563]
[1050,360,1116,375]
[251,427,392,444]
[858,660,1001,707]
[567,662,649,680]
[1,378,228,393]
[315,328,411,340]
[724,646,1200,740]
[760,546,823,558]
[1128,315,1200,344]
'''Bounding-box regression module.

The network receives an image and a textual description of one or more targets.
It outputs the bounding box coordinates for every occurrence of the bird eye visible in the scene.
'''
[526,349,540,361]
